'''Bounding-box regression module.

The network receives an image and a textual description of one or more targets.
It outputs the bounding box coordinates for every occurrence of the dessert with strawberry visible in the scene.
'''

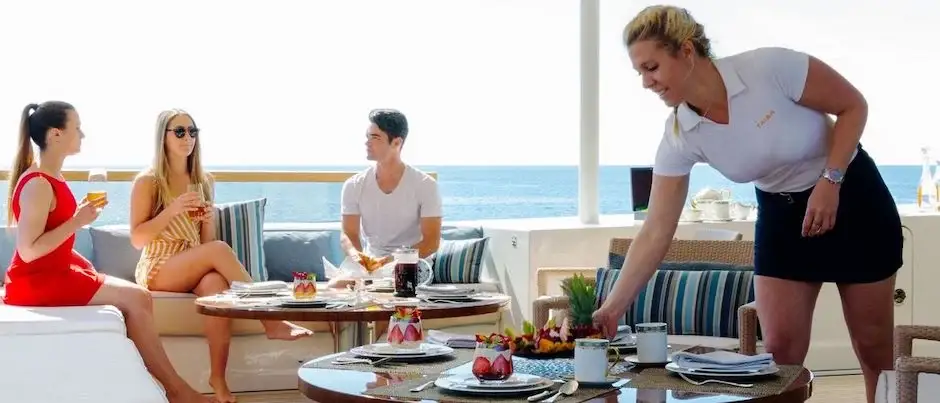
[387,306,423,348]
[292,272,317,300]
[472,333,514,381]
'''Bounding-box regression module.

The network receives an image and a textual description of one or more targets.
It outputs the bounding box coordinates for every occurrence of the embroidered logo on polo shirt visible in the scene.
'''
[757,110,775,128]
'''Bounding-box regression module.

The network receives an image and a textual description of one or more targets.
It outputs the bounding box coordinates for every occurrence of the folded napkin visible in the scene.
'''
[427,330,477,349]
[672,350,774,371]
[230,281,289,291]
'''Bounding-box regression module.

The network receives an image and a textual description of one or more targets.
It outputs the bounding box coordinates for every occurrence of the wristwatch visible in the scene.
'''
[820,168,845,185]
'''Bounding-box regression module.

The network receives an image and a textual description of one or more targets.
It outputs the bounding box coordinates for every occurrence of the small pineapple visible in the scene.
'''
[561,274,602,339]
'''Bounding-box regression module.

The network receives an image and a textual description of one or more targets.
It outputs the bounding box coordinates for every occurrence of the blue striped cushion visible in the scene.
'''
[594,263,755,338]
[215,198,267,281]
[431,237,488,283]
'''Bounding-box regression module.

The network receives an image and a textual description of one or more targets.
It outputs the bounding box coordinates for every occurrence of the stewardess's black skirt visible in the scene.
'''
[753,146,903,283]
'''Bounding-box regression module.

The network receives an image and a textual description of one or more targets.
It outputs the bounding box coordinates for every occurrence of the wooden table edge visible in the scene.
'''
[194,296,510,322]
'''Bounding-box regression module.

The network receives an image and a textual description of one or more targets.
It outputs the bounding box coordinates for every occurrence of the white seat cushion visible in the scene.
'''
[150,291,197,299]
[0,331,167,402]
[0,304,127,336]
[876,370,940,403]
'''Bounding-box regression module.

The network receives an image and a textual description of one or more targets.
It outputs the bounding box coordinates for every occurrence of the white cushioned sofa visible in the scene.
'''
[0,211,507,396]
[0,302,169,402]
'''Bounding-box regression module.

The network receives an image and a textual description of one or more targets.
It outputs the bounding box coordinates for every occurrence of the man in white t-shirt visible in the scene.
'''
[339,109,443,268]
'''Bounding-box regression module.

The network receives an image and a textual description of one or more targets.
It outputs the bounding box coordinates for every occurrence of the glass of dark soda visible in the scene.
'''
[393,247,419,297]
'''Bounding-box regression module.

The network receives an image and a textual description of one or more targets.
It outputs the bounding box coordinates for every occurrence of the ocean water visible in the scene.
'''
[0,164,926,226]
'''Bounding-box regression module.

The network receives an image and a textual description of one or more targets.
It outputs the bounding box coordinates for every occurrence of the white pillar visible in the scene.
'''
[579,0,600,225]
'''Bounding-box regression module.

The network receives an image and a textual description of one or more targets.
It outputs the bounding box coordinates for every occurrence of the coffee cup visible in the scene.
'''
[574,338,620,383]
[635,322,668,363]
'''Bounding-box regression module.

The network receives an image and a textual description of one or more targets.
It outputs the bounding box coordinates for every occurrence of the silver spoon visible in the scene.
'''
[410,380,436,392]
[543,380,579,402]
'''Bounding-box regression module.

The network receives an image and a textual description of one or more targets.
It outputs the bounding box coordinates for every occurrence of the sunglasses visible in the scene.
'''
[166,126,199,139]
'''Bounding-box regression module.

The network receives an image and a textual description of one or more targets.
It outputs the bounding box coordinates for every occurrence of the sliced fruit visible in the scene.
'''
[472,357,491,375]
[492,354,512,376]
[388,325,405,344]
[404,324,422,342]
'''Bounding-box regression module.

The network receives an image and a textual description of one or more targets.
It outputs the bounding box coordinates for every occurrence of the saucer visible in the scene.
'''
[561,375,625,388]
[626,356,672,367]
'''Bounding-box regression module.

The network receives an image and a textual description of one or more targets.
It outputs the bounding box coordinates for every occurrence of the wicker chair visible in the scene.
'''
[875,325,940,402]
[533,238,760,354]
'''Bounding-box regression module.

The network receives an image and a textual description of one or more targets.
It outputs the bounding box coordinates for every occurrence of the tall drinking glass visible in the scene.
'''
[86,168,107,207]
[187,183,207,221]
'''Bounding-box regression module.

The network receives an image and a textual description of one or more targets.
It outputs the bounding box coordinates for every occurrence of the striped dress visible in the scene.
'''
[135,212,202,288]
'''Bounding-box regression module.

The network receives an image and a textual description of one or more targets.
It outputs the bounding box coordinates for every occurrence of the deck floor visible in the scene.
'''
[233,374,867,402]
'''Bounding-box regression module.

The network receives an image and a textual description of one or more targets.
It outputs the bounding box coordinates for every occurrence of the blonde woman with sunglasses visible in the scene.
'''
[129,109,312,403]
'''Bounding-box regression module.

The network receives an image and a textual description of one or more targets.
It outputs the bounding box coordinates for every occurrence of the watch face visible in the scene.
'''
[827,169,844,181]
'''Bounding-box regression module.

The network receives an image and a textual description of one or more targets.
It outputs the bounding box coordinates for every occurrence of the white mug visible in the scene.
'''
[635,322,668,363]
[574,338,620,383]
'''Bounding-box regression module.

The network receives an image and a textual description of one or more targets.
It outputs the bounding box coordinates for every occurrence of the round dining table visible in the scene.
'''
[297,353,814,403]
[196,292,511,347]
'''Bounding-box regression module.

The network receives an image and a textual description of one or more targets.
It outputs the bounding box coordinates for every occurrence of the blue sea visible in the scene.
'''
[0,164,926,226]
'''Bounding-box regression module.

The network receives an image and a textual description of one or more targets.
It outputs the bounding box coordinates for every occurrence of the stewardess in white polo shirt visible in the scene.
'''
[592,6,901,402]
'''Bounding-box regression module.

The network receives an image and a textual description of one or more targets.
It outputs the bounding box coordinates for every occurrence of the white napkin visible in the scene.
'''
[323,256,394,280]
[417,285,475,296]
[427,330,477,349]
[230,281,289,291]
[672,350,774,371]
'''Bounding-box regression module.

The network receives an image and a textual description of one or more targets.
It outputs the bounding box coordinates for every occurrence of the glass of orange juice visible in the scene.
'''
[87,168,107,207]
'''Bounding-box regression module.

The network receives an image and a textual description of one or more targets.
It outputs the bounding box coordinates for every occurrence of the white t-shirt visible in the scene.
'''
[341,164,442,256]
[653,47,856,193]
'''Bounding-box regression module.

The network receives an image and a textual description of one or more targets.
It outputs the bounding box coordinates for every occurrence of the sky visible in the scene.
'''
[0,0,936,167]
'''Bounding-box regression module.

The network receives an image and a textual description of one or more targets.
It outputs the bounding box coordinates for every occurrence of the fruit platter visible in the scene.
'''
[504,274,603,358]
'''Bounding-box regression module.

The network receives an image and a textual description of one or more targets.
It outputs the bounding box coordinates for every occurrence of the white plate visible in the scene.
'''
[665,362,779,377]
[350,343,454,359]
[450,374,547,389]
[434,374,552,394]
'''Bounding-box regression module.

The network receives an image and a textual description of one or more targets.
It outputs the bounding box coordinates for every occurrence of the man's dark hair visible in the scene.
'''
[368,109,408,143]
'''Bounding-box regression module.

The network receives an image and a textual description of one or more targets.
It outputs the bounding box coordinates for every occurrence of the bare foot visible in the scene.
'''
[209,377,237,403]
[262,320,313,341]
[166,388,213,403]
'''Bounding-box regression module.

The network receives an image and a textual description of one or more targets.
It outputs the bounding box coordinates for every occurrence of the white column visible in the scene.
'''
[579,0,600,225]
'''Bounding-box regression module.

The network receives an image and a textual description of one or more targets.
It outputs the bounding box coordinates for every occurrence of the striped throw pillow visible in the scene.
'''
[431,237,488,283]
[214,198,267,281]
[594,263,756,339]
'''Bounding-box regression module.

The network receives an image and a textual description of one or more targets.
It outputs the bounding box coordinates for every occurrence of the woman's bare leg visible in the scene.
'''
[192,272,236,403]
[88,275,210,403]
[150,240,313,341]
[837,274,896,403]
[753,276,823,364]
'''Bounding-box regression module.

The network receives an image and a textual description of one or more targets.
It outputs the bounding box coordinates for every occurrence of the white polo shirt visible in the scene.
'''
[341,164,442,257]
[653,47,856,193]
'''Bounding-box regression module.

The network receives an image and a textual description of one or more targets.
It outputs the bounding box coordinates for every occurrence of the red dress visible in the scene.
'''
[3,172,105,306]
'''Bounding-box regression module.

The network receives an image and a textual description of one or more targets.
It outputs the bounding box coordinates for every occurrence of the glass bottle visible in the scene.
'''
[934,157,940,212]
[917,147,936,211]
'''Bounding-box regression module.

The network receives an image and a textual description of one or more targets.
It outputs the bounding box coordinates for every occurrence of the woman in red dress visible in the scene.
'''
[3,101,210,403]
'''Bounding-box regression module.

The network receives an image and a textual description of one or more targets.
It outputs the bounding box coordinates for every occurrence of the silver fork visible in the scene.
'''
[678,373,753,388]
[331,356,393,366]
